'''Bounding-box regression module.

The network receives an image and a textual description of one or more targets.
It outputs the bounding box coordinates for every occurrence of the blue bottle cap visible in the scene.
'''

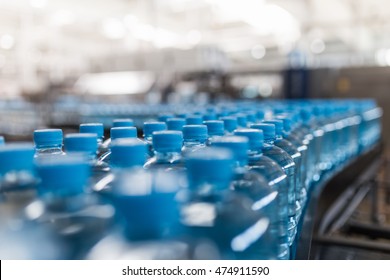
[166,118,186,131]
[300,108,312,122]
[0,136,4,145]
[220,116,238,132]
[112,119,134,128]
[110,127,137,140]
[182,125,208,141]
[143,122,167,138]
[33,129,63,148]
[246,111,257,123]
[79,123,104,138]
[158,113,174,123]
[203,113,217,121]
[203,120,224,136]
[212,136,249,163]
[152,131,183,153]
[264,120,283,138]
[236,114,248,127]
[186,147,234,188]
[176,113,187,119]
[36,155,90,196]
[234,129,264,150]
[0,143,35,175]
[276,116,293,133]
[111,191,179,239]
[250,123,275,141]
[186,115,203,125]
[256,110,266,120]
[64,133,97,155]
[111,139,146,168]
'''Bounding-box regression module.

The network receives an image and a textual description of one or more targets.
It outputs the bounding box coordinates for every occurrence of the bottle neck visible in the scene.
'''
[263,139,275,147]
[183,139,207,147]
[35,145,63,155]
[154,151,182,161]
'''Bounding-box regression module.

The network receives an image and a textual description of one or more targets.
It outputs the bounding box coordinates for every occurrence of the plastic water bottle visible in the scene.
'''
[277,116,309,206]
[246,124,297,245]
[144,131,185,171]
[220,116,238,135]
[99,127,137,164]
[212,136,279,259]
[233,129,289,259]
[0,136,5,145]
[204,120,224,145]
[79,123,106,156]
[28,155,115,259]
[0,143,37,215]
[33,129,65,157]
[182,147,270,260]
[88,168,189,260]
[143,122,167,157]
[64,133,109,183]
[167,118,186,131]
[259,120,303,222]
[182,125,208,157]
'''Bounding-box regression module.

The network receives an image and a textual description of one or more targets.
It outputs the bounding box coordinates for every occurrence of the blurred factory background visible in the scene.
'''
[0,0,390,144]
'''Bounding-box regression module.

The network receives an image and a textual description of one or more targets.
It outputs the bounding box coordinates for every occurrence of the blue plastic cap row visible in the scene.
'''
[112,119,134,128]
[110,127,137,140]
[0,143,35,175]
[234,129,264,150]
[79,123,104,138]
[183,125,208,141]
[143,122,167,138]
[33,129,63,148]
[166,118,186,131]
[111,139,146,168]
[36,155,90,196]
[152,131,183,153]
[64,133,98,155]
[203,120,224,136]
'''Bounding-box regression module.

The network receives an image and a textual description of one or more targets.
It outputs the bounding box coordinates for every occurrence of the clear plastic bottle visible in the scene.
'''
[64,133,109,183]
[144,131,185,171]
[88,169,189,260]
[233,129,289,259]
[29,155,115,259]
[33,129,65,157]
[182,147,271,260]
[259,120,303,222]
[0,143,38,216]
[204,120,224,145]
[238,124,297,246]
[93,138,148,195]
[212,136,279,259]
[79,123,106,156]
[0,136,4,145]
[167,118,186,131]
[99,127,137,165]
[143,122,167,157]
[182,125,208,157]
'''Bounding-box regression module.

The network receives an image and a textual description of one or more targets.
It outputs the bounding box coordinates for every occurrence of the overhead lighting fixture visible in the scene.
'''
[251,45,266,60]
[0,34,15,50]
[102,18,127,40]
[30,0,47,9]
